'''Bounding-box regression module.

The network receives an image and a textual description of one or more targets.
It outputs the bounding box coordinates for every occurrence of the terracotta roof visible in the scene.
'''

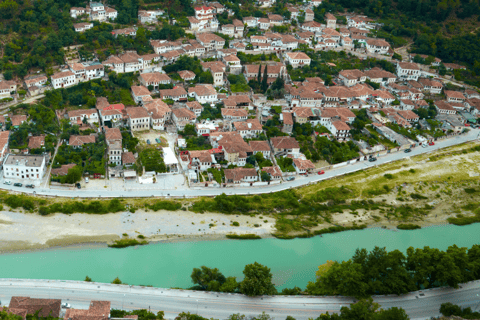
[9,297,61,318]
[178,70,196,80]
[339,69,365,80]
[364,67,396,80]
[131,86,151,97]
[51,70,74,79]
[332,120,351,131]
[189,150,212,163]
[285,52,311,60]
[367,38,389,47]
[445,90,466,100]
[293,158,315,170]
[127,107,150,119]
[160,87,187,98]
[10,114,27,126]
[172,107,196,120]
[143,99,171,119]
[68,109,98,118]
[119,51,141,64]
[105,127,122,141]
[435,100,455,111]
[233,119,262,131]
[28,135,45,149]
[51,163,77,176]
[196,32,225,44]
[249,140,271,152]
[282,112,293,125]
[189,84,217,97]
[186,101,203,110]
[293,107,314,118]
[69,135,96,147]
[325,13,336,20]
[270,136,299,149]
[217,132,252,154]
[418,78,442,88]
[261,165,282,177]
[0,306,28,320]
[122,152,136,164]
[398,62,420,70]
[221,108,248,117]
[224,167,257,182]
[140,73,171,83]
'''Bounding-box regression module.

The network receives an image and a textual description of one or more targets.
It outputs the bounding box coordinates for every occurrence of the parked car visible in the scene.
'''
[422,144,428,148]
[286,176,295,181]
[25,184,35,189]
[147,139,151,145]
[369,157,377,162]
[317,170,325,175]
[61,303,71,309]
[3,180,11,185]
[155,138,161,144]
[465,123,470,127]
[404,149,411,153]
[429,141,435,146]
[13,183,22,187]
[76,183,81,189]
[85,177,89,183]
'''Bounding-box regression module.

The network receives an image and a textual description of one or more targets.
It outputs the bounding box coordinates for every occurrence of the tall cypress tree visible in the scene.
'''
[257,64,262,83]
[261,64,268,92]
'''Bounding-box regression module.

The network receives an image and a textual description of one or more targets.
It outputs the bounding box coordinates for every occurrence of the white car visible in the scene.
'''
[61,303,71,309]
[85,177,89,183]
[3,180,11,185]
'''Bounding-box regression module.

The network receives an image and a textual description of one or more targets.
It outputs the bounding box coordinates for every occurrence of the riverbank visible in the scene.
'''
[0,209,276,253]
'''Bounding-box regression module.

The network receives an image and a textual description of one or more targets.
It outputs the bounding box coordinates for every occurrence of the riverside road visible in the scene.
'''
[2,129,480,199]
[1,279,480,320]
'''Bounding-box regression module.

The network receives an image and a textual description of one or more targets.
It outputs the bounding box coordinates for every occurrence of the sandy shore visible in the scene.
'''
[0,209,276,253]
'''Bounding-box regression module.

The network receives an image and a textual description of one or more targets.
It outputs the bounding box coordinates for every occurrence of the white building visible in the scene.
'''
[3,154,46,183]
[284,52,311,69]
[51,70,76,89]
[396,62,420,81]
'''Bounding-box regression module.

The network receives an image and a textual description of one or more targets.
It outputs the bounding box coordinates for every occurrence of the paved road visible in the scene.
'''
[1,279,480,320]
[3,128,478,199]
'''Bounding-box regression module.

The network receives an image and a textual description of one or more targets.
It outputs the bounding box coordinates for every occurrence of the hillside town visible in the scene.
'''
[0,0,478,190]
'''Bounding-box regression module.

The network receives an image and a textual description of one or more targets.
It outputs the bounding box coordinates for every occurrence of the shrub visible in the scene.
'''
[384,174,394,179]
[231,221,240,226]
[146,200,182,211]
[108,238,148,248]
[226,234,261,239]
[410,193,428,200]
[84,276,92,282]
[137,235,145,239]
[397,224,421,230]
[464,188,477,194]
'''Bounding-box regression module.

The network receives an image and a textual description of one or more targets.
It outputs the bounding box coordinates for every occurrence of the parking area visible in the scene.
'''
[132,131,169,147]
[79,173,186,192]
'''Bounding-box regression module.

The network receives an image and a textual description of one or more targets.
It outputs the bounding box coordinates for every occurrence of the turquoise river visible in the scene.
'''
[1,224,480,289]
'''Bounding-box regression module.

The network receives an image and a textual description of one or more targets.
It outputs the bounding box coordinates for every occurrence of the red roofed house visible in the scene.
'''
[261,165,282,180]
[326,119,351,141]
[232,119,263,138]
[445,90,466,103]
[9,297,61,318]
[293,158,315,174]
[270,136,300,155]
[249,140,271,158]
[127,107,151,131]
[224,167,258,184]
[69,135,96,148]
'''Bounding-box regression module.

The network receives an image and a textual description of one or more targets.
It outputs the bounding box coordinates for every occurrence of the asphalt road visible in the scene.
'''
[2,129,479,199]
[1,279,480,320]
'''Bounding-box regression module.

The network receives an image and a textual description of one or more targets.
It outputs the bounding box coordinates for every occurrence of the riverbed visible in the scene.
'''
[1,224,479,290]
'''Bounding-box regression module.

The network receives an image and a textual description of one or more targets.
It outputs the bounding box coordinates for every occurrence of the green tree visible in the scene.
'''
[257,64,262,83]
[191,266,226,291]
[261,171,271,182]
[112,277,123,284]
[84,275,92,282]
[239,262,277,296]
[261,65,268,92]
[219,276,239,293]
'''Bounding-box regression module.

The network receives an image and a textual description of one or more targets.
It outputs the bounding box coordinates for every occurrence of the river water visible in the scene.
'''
[1,224,479,289]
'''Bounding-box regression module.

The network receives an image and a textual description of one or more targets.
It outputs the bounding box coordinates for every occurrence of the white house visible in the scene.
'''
[3,154,46,183]
[284,52,311,69]
[188,84,217,104]
[51,70,76,89]
[366,39,390,54]
[396,62,420,81]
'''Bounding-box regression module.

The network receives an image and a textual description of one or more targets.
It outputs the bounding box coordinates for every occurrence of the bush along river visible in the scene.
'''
[1,224,479,289]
